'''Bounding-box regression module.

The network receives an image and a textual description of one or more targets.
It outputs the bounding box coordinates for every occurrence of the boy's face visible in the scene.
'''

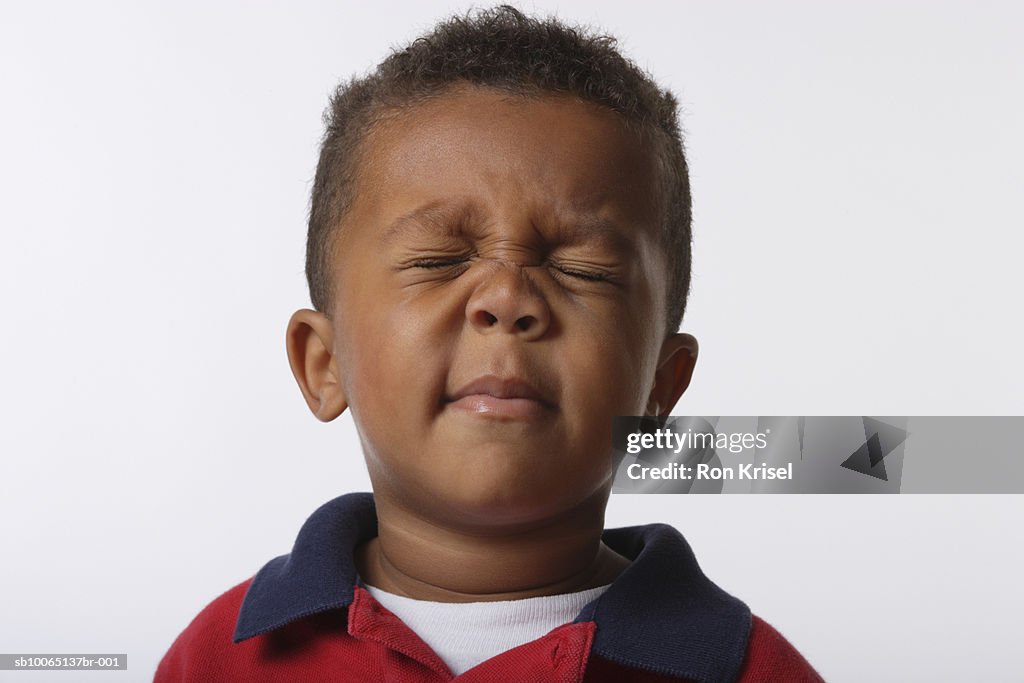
[294,86,695,529]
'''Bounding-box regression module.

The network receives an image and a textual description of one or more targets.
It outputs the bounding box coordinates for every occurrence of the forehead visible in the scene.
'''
[345,86,663,238]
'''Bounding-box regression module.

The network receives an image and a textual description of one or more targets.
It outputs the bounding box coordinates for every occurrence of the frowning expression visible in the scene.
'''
[330,86,673,529]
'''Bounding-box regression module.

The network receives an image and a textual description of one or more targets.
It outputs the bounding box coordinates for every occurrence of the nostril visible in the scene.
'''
[482,311,498,326]
[515,316,535,332]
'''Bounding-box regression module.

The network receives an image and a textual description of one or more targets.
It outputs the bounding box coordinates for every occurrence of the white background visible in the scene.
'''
[2,1,1022,681]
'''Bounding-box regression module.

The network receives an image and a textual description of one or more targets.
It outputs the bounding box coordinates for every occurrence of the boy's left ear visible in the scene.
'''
[645,333,699,417]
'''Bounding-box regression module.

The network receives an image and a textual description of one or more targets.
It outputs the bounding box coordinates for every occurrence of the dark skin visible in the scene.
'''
[286,85,698,602]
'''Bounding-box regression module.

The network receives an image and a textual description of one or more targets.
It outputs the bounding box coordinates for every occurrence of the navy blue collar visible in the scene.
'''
[234,492,750,682]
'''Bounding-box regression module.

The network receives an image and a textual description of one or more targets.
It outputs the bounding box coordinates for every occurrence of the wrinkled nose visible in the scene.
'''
[466,264,551,340]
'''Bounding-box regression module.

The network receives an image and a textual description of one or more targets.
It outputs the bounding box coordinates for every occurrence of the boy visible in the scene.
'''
[157,6,822,681]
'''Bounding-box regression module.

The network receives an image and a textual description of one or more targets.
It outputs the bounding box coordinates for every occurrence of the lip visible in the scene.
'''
[445,375,555,420]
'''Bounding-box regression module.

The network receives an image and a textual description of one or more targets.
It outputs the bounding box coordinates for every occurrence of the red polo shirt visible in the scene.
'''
[156,493,823,681]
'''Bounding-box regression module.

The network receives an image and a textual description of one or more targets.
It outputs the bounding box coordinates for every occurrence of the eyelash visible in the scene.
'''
[412,258,469,269]
[552,267,609,282]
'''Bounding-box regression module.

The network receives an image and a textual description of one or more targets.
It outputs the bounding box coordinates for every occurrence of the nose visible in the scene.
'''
[466,263,551,340]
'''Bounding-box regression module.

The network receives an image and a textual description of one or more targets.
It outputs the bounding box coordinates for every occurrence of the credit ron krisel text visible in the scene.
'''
[622,425,793,480]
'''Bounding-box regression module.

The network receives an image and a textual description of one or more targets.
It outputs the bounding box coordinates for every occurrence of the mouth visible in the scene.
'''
[444,375,556,420]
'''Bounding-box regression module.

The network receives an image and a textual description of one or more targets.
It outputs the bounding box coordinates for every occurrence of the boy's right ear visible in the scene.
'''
[285,309,348,422]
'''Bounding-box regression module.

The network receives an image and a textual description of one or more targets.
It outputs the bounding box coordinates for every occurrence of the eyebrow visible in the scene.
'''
[381,201,640,255]
[555,212,639,256]
[381,203,474,245]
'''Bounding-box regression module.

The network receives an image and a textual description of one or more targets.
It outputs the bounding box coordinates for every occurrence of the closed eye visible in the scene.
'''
[550,263,612,282]
[411,258,470,269]
[558,268,607,281]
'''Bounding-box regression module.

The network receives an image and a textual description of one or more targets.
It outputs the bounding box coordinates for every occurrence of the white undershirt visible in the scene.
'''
[364,583,611,675]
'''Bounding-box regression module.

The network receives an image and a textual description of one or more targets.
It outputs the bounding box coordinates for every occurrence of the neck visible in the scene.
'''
[356,490,629,602]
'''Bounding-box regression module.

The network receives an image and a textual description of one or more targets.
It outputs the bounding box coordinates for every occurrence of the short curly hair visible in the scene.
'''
[307,4,692,334]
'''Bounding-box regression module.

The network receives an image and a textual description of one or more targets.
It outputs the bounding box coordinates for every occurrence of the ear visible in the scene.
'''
[286,309,348,422]
[645,333,699,417]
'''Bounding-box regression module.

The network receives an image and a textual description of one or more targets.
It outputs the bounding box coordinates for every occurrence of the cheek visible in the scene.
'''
[552,325,649,483]
[566,332,647,420]
[345,325,413,418]
[340,293,458,445]
[341,319,427,488]
[563,298,658,413]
